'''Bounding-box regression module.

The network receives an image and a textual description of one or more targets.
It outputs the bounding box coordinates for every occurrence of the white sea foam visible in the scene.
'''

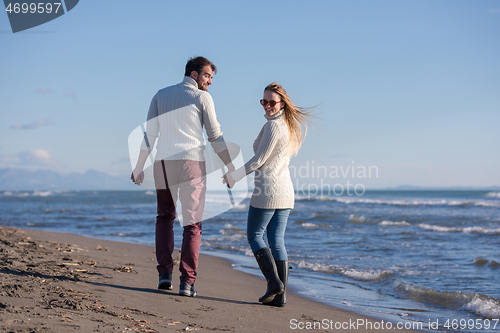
[394,281,500,319]
[33,190,52,197]
[294,260,391,282]
[418,224,500,235]
[212,232,246,240]
[343,269,392,281]
[418,224,461,232]
[462,295,500,319]
[485,192,500,198]
[144,191,155,195]
[3,191,51,197]
[296,260,338,273]
[475,201,500,208]
[348,214,367,223]
[218,223,243,234]
[379,220,411,227]
[300,222,331,229]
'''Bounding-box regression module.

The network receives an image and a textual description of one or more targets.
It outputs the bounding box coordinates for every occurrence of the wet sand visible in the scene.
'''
[0,226,422,332]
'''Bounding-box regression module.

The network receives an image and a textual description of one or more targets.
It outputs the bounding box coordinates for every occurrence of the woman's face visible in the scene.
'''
[262,90,282,117]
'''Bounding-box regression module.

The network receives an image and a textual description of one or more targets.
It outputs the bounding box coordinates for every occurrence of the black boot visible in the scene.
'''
[254,247,284,303]
[266,260,289,307]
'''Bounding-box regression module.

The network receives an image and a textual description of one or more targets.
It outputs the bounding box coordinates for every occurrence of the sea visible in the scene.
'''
[1,189,499,332]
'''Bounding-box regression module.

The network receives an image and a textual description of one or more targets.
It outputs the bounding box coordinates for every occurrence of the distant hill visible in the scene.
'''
[0,168,135,191]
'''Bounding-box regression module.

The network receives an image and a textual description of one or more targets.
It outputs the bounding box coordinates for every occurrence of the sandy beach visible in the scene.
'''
[0,226,423,332]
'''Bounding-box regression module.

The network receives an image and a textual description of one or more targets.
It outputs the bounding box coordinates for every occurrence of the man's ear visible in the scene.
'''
[190,71,198,80]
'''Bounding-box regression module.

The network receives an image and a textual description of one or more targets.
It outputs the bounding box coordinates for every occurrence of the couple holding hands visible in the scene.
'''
[132,56,315,307]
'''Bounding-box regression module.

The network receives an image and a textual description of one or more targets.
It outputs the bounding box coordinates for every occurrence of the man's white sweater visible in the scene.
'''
[232,110,294,209]
[141,77,227,161]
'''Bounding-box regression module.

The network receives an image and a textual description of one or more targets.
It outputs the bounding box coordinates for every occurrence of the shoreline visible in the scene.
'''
[0,226,423,332]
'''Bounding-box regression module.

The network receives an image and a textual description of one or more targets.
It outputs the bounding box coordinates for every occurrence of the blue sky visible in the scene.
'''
[1,0,499,188]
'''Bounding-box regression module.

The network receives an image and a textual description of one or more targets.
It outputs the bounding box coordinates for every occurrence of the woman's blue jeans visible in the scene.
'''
[247,205,291,261]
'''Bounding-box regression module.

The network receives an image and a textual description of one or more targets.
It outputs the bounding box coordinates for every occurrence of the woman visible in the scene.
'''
[223,82,315,306]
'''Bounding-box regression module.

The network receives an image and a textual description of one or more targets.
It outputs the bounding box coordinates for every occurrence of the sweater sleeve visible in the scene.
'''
[140,93,159,151]
[231,122,281,182]
[200,93,227,154]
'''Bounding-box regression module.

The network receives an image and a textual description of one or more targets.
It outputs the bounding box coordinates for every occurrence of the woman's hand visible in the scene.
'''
[131,168,144,185]
[222,172,236,189]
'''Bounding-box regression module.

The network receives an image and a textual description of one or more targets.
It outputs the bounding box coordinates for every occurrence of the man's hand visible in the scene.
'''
[131,168,144,185]
[222,172,236,189]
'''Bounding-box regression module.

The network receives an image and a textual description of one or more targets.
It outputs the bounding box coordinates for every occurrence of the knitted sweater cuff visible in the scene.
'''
[231,167,246,183]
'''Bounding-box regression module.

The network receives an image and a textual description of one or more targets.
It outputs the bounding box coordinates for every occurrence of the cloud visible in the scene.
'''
[35,87,78,101]
[489,8,500,13]
[10,118,53,130]
[36,87,56,94]
[65,90,78,101]
[0,149,56,167]
[18,149,54,165]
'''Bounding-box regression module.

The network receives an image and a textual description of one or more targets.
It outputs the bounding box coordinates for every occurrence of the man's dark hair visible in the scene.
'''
[184,56,217,77]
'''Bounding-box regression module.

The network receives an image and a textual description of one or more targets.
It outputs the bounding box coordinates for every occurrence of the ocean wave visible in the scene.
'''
[309,212,326,220]
[111,232,148,237]
[485,192,500,198]
[294,260,391,282]
[348,214,373,224]
[222,223,242,231]
[209,233,246,241]
[235,203,248,209]
[218,223,244,235]
[378,220,411,227]
[300,222,332,229]
[463,295,500,319]
[343,269,393,281]
[2,191,30,197]
[33,190,53,197]
[204,197,248,210]
[2,190,53,197]
[144,191,155,195]
[297,195,500,208]
[418,224,500,235]
[474,257,500,268]
[475,201,500,207]
[393,281,500,319]
[200,241,249,254]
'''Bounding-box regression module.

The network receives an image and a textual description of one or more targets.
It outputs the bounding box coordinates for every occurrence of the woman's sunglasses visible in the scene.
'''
[260,99,282,107]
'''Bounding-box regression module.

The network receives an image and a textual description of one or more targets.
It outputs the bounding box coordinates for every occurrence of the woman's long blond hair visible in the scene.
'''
[265,82,317,156]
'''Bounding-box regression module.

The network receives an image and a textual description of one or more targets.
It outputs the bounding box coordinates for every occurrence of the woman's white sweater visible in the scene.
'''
[231,110,294,209]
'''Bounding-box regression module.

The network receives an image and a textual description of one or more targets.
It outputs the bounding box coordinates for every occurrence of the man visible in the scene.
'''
[132,56,234,297]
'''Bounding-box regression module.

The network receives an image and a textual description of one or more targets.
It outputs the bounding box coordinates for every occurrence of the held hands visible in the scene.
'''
[222,163,236,188]
[222,172,236,189]
[131,168,144,186]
